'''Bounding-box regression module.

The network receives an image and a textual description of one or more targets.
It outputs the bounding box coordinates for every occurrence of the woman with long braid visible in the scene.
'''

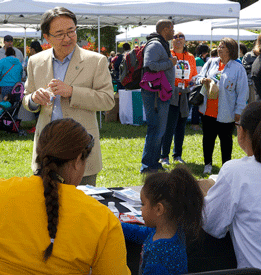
[0,118,130,274]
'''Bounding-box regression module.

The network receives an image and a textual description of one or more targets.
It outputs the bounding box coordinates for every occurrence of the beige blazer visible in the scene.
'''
[23,45,115,176]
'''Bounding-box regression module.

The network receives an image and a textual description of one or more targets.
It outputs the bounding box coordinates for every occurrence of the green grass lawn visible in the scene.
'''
[0,117,246,187]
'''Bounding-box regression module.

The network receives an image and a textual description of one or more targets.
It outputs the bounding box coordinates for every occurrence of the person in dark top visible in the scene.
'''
[251,33,261,101]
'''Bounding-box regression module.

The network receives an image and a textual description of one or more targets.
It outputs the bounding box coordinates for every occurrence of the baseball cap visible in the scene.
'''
[4,35,13,42]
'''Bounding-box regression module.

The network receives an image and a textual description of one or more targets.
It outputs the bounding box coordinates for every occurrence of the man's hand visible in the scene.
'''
[48,79,73,98]
[170,56,177,66]
[235,114,240,122]
[32,88,54,106]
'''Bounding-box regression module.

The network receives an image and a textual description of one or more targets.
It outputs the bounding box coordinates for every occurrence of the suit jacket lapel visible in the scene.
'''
[64,45,84,85]
[40,50,54,86]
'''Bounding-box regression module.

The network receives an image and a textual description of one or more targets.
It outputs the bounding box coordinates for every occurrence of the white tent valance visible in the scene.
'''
[0,0,240,26]
[116,21,258,42]
[0,27,41,39]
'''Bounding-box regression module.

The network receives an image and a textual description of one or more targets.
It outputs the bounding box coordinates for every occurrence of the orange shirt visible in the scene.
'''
[171,50,197,88]
[205,61,225,118]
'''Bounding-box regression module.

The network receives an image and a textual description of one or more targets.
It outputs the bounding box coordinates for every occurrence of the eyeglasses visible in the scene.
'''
[218,45,226,49]
[174,34,185,39]
[49,28,77,41]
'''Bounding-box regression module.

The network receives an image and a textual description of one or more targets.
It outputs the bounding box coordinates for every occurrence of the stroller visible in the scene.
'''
[0,82,26,136]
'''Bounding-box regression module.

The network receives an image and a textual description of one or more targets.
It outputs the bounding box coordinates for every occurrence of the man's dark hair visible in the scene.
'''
[156,19,173,35]
[122,42,131,51]
[41,7,77,35]
[5,47,15,57]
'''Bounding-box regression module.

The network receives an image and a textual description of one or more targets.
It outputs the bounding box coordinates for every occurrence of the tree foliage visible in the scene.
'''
[230,0,258,9]
[77,26,120,55]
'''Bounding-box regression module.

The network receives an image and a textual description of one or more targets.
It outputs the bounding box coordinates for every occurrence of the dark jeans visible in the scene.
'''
[141,89,170,171]
[161,103,188,159]
[202,115,235,165]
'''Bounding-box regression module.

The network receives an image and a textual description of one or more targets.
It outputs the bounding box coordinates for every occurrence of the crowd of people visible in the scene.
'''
[1,7,261,275]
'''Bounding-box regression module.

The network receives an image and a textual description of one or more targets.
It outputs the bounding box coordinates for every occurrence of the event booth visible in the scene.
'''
[0,0,240,126]
[116,20,258,44]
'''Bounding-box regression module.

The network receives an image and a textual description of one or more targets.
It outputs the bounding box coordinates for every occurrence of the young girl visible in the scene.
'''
[121,166,204,275]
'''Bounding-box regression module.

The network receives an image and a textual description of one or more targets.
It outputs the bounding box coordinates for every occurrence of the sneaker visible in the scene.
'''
[173,156,186,164]
[203,164,212,174]
[159,157,170,165]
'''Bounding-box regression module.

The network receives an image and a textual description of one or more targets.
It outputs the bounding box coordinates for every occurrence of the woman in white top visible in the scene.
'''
[203,101,261,269]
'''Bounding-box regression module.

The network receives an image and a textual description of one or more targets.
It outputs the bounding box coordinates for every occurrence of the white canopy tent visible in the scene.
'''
[0,0,240,127]
[0,0,240,26]
[211,0,261,29]
[0,25,41,59]
[116,21,258,42]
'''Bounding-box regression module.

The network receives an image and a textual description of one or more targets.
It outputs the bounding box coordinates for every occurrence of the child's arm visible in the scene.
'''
[121,222,154,245]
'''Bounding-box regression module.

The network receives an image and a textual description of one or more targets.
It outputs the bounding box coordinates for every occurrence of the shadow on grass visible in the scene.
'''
[0,130,34,142]
[100,121,147,139]
[186,162,220,178]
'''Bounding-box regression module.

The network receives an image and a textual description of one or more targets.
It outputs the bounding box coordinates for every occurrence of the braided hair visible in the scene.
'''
[36,118,94,261]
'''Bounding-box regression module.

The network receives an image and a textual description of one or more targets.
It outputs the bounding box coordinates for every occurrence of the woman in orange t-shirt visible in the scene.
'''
[160,32,197,165]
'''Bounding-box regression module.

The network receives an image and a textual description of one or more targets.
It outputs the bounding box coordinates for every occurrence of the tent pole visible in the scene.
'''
[237,18,240,58]
[24,27,27,62]
[210,27,213,55]
[98,16,102,129]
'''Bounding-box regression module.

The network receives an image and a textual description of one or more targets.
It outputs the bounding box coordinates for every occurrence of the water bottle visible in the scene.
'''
[108,201,119,218]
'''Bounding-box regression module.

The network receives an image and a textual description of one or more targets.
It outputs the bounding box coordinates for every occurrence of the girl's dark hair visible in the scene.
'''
[41,6,77,35]
[5,47,15,57]
[36,118,94,261]
[142,165,204,240]
[240,102,261,163]
[220,37,238,60]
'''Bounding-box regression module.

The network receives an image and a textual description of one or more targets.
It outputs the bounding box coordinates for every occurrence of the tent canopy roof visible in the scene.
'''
[116,20,258,42]
[212,0,261,29]
[0,0,240,26]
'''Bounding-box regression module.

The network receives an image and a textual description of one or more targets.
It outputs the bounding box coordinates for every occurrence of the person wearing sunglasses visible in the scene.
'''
[22,7,115,186]
[203,102,261,269]
[160,32,197,165]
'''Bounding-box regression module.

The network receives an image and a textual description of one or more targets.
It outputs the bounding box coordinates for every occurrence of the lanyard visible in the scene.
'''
[173,51,185,79]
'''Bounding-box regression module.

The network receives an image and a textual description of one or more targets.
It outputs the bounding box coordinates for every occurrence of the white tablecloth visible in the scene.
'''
[119,89,146,126]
